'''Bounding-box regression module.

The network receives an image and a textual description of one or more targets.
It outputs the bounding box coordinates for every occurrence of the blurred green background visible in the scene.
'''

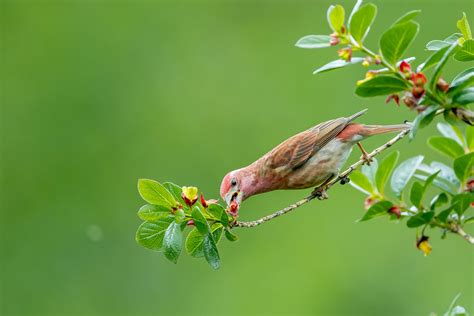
[1,0,473,315]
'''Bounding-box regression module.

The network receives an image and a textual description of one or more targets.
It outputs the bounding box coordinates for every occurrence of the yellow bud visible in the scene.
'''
[182,186,198,207]
[418,240,432,256]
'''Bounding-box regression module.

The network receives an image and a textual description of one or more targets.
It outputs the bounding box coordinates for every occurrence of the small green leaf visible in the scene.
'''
[136,217,174,251]
[410,181,424,208]
[409,106,439,140]
[454,39,474,61]
[349,3,377,43]
[210,223,224,243]
[295,35,331,49]
[428,136,465,159]
[138,204,171,221]
[391,155,424,196]
[220,210,230,227]
[207,203,224,219]
[327,4,345,33]
[138,179,176,207]
[430,193,448,210]
[437,205,454,223]
[191,206,210,235]
[313,58,365,74]
[203,233,220,269]
[185,228,204,258]
[349,170,375,195]
[358,200,393,222]
[163,182,185,205]
[467,125,474,151]
[452,192,474,216]
[225,228,239,242]
[430,42,460,92]
[163,222,183,263]
[436,122,465,146]
[448,67,474,95]
[453,152,474,183]
[426,40,450,51]
[414,174,454,194]
[380,21,419,66]
[375,151,399,194]
[457,12,472,40]
[406,211,434,228]
[392,10,421,26]
[175,209,186,223]
[355,75,409,97]
[417,46,449,72]
[453,87,474,105]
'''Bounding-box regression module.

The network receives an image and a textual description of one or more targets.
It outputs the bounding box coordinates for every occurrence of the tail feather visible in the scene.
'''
[347,108,368,123]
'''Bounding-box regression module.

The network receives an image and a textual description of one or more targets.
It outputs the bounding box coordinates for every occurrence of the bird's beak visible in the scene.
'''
[225,188,242,207]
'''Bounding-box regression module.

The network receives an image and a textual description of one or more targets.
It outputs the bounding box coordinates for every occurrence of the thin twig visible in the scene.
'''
[450,224,474,245]
[234,129,410,228]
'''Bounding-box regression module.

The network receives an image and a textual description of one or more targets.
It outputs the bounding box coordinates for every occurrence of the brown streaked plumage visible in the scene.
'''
[220,109,410,211]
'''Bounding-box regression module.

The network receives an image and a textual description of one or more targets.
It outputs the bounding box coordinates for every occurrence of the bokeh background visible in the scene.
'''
[1,0,473,315]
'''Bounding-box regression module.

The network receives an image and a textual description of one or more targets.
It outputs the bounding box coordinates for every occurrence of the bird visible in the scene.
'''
[220,109,410,213]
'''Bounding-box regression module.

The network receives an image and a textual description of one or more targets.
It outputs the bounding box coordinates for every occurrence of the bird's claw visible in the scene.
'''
[311,188,329,200]
[340,176,350,185]
[360,153,373,166]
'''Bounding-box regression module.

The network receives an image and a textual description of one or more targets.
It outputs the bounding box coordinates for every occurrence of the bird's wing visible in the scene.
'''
[266,117,349,170]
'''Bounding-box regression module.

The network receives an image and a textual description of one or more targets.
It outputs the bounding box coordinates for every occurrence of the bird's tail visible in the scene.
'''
[347,108,368,122]
[362,123,412,136]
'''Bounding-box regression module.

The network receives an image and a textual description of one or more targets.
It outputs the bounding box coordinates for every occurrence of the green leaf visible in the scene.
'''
[163,182,185,205]
[448,67,474,95]
[452,192,474,216]
[347,0,363,26]
[393,10,421,26]
[453,87,474,105]
[410,181,424,208]
[355,75,409,97]
[203,233,220,269]
[417,46,449,72]
[418,161,460,188]
[349,170,375,195]
[225,228,239,242]
[327,4,345,33]
[375,151,399,194]
[467,125,474,151]
[163,222,183,263]
[380,21,419,66]
[426,40,450,51]
[453,152,474,183]
[414,174,454,194]
[135,217,174,251]
[185,228,204,258]
[454,39,474,61]
[358,200,393,222]
[191,206,210,235]
[445,293,462,316]
[295,35,331,49]
[437,205,454,223]
[220,210,230,227]
[138,179,176,207]
[349,3,377,43]
[430,41,460,92]
[430,193,448,210]
[175,209,186,223]
[409,106,440,140]
[138,204,171,221]
[428,136,465,159]
[457,12,472,40]
[391,155,424,196]
[406,211,434,228]
[436,122,465,146]
[313,58,365,74]
[361,158,378,185]
[207,203,224,219]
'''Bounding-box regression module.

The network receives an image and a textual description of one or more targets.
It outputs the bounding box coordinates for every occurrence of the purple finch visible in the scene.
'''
[220,109,410,211]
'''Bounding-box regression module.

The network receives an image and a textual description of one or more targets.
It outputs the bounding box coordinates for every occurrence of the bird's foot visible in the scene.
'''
[340,176,350,185]
[311,187,329,200]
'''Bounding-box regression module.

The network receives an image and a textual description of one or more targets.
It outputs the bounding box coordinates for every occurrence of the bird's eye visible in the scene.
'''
[231,178,237,186]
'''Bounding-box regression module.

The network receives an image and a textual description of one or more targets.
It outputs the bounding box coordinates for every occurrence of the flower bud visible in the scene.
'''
[181,186,198,207]
[388,206,401,219]
[330,32,340,46]
[412,86,425,99]
[362,57,371,67]
[364,197,378,210]
[229,200,239,216]
[187,220,195,226]
[357,71,377,86]
[436,78,449,92]
[337,47,352,61]
[402,93,418,109]
[411,72,427,87]
[416,235,432,256]
[374,56,382,65]
[385,94,400,105]
[399,60,412,75]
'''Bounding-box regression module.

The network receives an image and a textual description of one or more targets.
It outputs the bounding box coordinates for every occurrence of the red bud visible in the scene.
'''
[187,220,195,226]
[364,197,378,210]
[388,206,401,219]
[330,33,340,46]
[411,72,427,87]
[399,60,411,73]
[436,78,449,92]
[385,94,400,105]
[200,194,208,208]
[412,86,425,99]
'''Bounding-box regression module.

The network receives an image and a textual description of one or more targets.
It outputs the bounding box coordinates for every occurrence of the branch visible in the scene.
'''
[450,224,474,245]
[234,129,410,228]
